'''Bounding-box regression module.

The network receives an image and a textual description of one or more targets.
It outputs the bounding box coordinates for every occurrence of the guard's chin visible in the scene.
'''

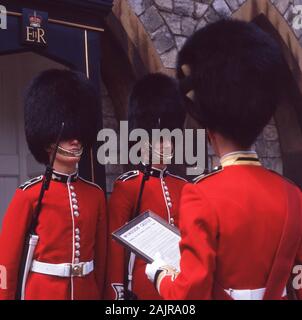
[57,146,83,158]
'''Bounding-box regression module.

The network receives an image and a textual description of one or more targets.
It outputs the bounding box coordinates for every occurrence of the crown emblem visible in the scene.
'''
[29,11,42,28]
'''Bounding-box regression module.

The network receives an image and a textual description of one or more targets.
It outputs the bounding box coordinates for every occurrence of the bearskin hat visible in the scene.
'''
[128,73,185,134]
[177,19,287,148]
[24,69,100,164]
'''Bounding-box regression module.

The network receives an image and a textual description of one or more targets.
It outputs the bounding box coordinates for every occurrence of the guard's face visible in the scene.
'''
[59,139,83,158]
[142,139,174,165]
[60,140,82,151]
[49,139,83,165]
[154,140,174,164]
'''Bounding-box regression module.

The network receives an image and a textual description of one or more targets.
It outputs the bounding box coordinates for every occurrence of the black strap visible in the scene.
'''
[15,123,64,299]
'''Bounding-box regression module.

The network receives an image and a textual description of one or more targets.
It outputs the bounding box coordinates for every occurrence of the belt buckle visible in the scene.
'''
[71,263,84,277]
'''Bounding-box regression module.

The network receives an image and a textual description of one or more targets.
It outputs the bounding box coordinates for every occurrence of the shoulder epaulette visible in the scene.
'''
[78,177,103,191]
[117,170,140,182]
[269,170,301,191]
[167,172,187,182]
[193,166,223,184]
[19,175,43,191]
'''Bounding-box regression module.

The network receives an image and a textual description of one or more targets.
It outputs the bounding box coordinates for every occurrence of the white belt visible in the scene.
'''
[224,287,287,300]
[31,260,94,277]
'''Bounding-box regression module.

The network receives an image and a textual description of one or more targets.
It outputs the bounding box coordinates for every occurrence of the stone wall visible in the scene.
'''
[100,79,123,195]
[127,0,302,69]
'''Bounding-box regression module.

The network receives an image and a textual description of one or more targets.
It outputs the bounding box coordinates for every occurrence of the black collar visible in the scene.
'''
[138,164,168,178]
[52,171,79,183]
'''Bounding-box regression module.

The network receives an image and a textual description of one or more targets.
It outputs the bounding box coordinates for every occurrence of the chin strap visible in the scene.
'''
[57,146,83,157]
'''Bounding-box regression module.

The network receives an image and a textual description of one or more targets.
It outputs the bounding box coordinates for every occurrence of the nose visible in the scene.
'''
[70,139,81,146]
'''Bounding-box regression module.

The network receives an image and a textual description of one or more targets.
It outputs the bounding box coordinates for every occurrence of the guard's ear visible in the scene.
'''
[181,64,194,101]
[186,90,195,101]
[181,64,191,77]
[207,129,217,148]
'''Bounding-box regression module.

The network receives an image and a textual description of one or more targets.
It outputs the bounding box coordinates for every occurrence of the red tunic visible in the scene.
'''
[105,167,187,300]
[158,153,302,300]
[0,171,107,300]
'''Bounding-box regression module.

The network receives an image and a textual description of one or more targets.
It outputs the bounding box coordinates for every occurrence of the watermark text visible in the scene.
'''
[0,5,7,30]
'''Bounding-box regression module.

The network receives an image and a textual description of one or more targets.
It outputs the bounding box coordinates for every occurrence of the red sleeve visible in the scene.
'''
[94,189,107,299]
[159,184,218,300]
[104,180,137,300]
[0,190,34,300]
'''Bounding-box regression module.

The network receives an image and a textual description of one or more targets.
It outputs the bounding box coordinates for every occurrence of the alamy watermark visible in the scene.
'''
[292,265,302,290]
[293,5,302,31]
[0,265,7,290]
[97,121,206,176]
[0,5,7,30]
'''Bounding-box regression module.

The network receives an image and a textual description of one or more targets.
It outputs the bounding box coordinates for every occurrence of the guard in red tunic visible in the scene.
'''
[105,73,187,300]
[145,20,302,300]
[0,70,107,300]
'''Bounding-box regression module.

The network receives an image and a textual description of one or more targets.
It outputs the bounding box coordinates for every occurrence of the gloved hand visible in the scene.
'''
[145,252,167,283]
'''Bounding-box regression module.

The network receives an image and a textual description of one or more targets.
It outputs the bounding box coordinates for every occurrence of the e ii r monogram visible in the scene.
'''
[22,9,48,47]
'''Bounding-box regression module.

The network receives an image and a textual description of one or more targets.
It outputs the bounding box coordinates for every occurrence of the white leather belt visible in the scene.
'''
[224,287,287,300]
[31,260,94,277]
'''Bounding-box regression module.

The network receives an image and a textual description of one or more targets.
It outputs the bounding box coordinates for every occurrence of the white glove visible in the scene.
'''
[145,252,167,283]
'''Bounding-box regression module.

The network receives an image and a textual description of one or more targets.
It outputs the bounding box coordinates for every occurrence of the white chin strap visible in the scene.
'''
[149,143,174,163]
[57,146,83,158]
[141,141,174,164]
[152,147,174,162]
